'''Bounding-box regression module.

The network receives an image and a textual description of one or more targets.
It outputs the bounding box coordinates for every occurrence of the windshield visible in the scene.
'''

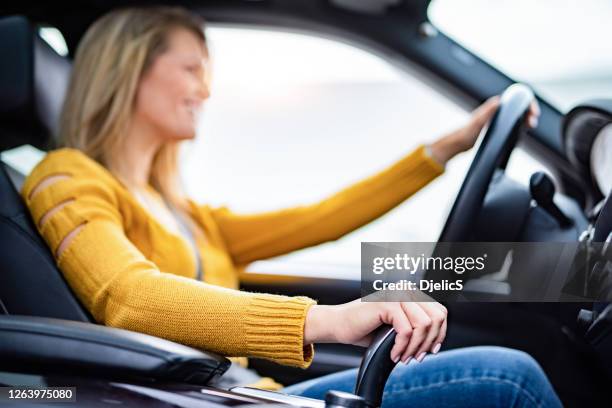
[429,0,612,113]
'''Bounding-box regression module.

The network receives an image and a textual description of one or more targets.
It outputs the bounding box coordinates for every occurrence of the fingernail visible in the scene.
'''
[432,343,441,354]
[403,357,412,365]
[392,355,400,363]
[417,352,427,362]
[529,117,538,128]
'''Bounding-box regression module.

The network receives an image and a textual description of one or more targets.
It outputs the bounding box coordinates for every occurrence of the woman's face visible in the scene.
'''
[133,28,210,142]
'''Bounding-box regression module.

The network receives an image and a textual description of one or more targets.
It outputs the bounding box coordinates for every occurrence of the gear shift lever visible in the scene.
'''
[529,172,573,227]
[353,325,397,407]
[323,326,398,408]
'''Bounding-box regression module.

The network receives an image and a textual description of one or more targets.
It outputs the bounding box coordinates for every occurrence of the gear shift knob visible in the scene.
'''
[529,172,573,227]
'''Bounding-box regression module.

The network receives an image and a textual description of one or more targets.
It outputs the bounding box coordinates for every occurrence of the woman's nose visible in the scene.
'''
[196,79,210,101]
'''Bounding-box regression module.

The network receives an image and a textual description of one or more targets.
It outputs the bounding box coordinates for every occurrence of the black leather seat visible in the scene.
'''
[0,15,92,322]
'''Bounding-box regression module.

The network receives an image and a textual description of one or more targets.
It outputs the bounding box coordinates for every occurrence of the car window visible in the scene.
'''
[180,26,472,279]
[12,24,553,281]
[429,0,612,113]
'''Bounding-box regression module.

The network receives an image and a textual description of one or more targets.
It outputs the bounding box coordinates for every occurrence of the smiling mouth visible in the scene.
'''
[184,98,202,112]
[184,99,202,119]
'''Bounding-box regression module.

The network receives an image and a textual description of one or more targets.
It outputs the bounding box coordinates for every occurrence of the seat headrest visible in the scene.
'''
[563,99,612,199]
[0,15,71,151]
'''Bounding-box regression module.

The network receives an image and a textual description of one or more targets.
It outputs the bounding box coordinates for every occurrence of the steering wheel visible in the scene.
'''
[438,84,535,242]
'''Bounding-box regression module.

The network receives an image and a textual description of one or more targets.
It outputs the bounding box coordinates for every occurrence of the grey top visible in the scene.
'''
[167,202,203,281]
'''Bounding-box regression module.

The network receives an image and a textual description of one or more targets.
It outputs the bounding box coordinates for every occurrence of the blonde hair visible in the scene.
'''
[59,7,206,212]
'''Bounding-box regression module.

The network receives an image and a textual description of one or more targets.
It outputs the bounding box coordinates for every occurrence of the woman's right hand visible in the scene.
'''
[304,300,447,363]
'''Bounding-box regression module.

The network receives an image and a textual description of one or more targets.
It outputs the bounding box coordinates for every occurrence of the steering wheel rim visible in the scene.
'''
[438,84,535,243]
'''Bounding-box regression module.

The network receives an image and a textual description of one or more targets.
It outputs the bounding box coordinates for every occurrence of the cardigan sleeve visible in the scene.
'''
[21,152,316,368]
[209,144,444,265]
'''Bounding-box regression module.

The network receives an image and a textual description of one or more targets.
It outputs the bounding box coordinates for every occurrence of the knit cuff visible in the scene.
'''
[416,144,446,174]
[245,294,317,368]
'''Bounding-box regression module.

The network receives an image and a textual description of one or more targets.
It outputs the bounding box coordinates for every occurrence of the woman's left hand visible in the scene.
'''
[429,96,540,165]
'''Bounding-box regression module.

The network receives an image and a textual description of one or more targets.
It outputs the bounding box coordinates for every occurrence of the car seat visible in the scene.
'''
[0,15,92,322]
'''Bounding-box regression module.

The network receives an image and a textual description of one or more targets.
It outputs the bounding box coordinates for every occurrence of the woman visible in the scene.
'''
[22,6,559,407]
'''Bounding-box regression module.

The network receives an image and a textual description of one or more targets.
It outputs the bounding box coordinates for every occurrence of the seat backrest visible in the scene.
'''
[0,15,92,322]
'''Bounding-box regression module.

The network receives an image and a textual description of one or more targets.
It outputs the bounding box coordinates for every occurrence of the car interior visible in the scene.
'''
[0,1,610,407]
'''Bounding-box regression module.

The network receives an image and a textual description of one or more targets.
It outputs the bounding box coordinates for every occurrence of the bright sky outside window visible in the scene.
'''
[429,0,612,112]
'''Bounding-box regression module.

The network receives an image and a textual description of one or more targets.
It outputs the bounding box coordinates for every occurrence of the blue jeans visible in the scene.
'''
[283,346,562,408]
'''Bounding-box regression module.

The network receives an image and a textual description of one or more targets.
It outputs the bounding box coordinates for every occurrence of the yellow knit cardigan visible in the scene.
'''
[20,144,443,379]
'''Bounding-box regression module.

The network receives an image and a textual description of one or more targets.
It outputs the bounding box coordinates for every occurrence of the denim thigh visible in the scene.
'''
[282,346,562,408]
